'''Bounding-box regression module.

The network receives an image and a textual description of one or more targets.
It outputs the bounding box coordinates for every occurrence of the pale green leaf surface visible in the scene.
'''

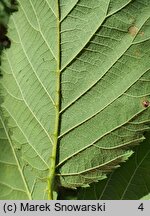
[0,0,150,199]
[0,0,58,199]
[60,0,79,22]
[0,110,29,199]
[140,193,150,200]
[58,0,150,188]
[78,133,150,200]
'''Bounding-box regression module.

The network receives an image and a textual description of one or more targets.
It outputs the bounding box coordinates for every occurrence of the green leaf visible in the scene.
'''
[58,0,150,188]
[0,0,60,200]
[0,109,29,199]
[78,132,150,200]
[140,193,150,200]
[0,0,150,199]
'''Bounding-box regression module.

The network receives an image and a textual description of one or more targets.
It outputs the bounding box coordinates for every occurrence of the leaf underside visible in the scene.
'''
[0,0,150,199]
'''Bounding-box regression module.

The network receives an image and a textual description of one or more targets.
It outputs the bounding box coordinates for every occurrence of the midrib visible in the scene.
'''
[47,0,60,200]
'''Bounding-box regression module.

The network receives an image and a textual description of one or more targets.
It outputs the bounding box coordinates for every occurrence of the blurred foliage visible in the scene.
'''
[0,1,9,26]
[0,0,18,76]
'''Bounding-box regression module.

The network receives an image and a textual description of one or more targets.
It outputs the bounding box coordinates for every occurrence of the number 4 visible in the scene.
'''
[138,203,144,211]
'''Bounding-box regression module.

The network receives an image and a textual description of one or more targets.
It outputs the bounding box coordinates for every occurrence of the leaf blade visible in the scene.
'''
[0,0,60,199]
[58,0,150,188]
